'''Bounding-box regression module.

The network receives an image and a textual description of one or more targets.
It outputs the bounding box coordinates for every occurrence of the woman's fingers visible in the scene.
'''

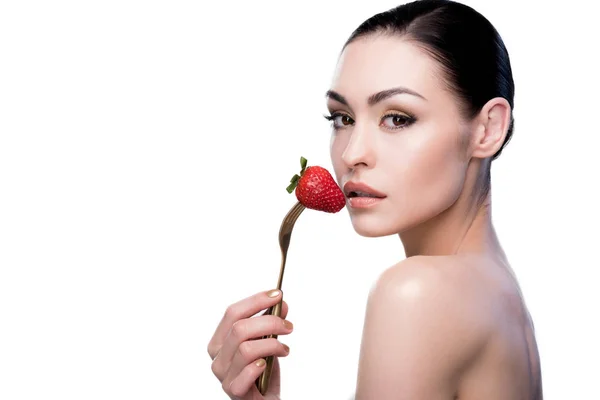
[211,314,293,380]
[261,299,289,320]
[223,357,269,399]
[208,289,292,399]
[227,337,290,379]
[207,289,287,360]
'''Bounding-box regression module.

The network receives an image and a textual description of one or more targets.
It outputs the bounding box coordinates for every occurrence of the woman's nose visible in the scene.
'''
[341,123,375,169]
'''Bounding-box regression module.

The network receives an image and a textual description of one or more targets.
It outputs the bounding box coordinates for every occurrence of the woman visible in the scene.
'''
[207,0,543,398]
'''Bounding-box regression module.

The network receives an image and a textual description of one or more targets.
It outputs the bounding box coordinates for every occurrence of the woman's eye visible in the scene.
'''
[336,114,353,127]
[325,113,354,129]
[381,114,414,129]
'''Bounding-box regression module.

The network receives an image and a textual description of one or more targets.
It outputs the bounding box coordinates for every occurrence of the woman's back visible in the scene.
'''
[451,254,543,399]
[349,252,542,399]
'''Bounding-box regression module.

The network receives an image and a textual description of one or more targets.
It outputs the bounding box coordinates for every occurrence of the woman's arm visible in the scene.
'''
[355,256,489,400]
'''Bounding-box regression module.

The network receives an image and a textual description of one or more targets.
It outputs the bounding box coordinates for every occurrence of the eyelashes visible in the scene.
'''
[323,111,416,131]
[324,112,354,128]
[380,113,417,130]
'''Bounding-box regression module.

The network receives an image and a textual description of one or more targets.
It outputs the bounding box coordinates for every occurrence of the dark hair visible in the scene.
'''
[344,0,515,161]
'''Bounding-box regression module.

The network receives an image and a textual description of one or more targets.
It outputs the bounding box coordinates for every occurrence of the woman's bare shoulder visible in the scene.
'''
[367,255,499,358]
[373,254,492,301]
[375,254,502,301]
[369,254,510,348]
[355,255,495,397]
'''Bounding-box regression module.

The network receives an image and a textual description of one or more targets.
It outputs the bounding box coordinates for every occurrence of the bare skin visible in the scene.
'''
[352,197,543,399]
[207,290,292,400]
[208,33,542,400]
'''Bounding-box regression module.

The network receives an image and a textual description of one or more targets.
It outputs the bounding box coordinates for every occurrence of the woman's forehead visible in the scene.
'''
[330,36,446,103]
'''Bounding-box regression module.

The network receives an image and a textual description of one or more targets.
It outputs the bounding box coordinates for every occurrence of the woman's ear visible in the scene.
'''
[470,97,511,159]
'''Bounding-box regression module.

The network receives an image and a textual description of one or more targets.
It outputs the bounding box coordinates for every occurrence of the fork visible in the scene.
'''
[255,200,306,395]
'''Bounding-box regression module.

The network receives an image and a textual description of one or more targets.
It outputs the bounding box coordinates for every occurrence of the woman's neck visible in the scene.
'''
[399,172,505,260]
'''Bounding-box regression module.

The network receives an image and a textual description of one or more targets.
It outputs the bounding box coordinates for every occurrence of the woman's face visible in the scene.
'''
[328,35,473,237]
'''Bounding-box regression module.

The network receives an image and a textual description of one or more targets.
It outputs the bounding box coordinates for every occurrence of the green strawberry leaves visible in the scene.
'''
[286,156,308,193]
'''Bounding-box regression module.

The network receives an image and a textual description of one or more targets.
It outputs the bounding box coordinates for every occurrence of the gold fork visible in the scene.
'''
[256,200,306,395]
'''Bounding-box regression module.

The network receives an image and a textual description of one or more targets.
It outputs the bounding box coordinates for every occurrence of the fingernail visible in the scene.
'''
[282,320,293,330]
[266,289,281,298]
[282,344,290,353]
[255,358,266,367]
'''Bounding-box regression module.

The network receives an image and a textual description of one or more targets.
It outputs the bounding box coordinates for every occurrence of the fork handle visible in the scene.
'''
[255,299,283,395]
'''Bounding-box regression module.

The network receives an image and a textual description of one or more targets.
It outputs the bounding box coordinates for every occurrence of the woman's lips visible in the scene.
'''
[343,181,386,209]
[343,181,387,198]
[348,196,384,208]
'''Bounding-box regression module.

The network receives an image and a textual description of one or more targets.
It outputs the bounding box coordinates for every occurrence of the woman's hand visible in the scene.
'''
[207,289,293,400]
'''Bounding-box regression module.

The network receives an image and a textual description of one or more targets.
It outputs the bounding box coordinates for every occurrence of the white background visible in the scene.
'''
[1,1,598,399]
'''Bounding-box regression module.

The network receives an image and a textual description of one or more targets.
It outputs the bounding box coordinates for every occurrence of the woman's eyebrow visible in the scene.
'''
[367,87,427,105]
[325,90,349,106]
[325,87,426,107]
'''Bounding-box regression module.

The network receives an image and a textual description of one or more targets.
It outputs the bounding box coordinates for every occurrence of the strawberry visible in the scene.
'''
[286,156,345,213]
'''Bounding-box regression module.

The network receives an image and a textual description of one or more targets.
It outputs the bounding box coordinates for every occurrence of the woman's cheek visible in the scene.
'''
[401,131,465,214]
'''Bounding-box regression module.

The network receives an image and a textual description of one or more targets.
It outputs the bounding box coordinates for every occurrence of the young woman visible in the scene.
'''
[208,1,543,399]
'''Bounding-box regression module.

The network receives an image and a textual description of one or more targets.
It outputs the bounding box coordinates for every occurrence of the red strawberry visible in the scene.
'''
[286,157,345,213]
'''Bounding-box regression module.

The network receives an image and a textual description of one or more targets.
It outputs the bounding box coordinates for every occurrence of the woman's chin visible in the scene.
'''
[350,217,401,238]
